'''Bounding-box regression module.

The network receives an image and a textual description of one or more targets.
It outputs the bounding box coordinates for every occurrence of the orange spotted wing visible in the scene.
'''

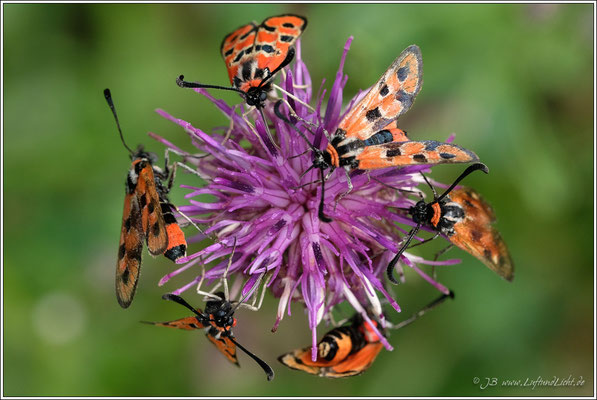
[143,294,241,365]
[220,14,307,92]
[446,187,514,281]
[338,45,423,140]
[106,88,187,309]
[116,191,144,308]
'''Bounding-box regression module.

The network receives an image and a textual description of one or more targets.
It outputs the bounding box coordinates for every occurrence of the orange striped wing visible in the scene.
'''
[338,45,423,141]
[206,334,239,365]
[136,164,168,256]
[116,192,144,308]
[448,187,514,281]
[143,315,206,330]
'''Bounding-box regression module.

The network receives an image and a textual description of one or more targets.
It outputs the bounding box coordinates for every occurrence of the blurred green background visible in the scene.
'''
[3,3,594,397]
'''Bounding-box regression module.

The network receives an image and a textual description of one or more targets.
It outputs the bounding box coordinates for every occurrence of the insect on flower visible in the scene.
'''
[278,291,454,378]
[387,163,514,284]
[155,37,476,356]
[275,45,479,222]
[104,89,188,309]
[143,244,275,381]
[177,14,307,110]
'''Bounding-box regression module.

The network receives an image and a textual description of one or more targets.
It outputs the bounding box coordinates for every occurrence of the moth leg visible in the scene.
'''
[241,110,281,153]
[235,272,272,312]
[290,177,323,191]
[289,148,310,160]
[369,175,424,198]
[277,97,332,142]
[407,231,441,250]
[431,244,454,281]
[218,237,240,302]
[223,103,243,144]
[272,83,316,113]
[196,257,223,300]
[333,167,354,211]
[159,154,215,240]
[164,148,211,181]
[325,307,350,327]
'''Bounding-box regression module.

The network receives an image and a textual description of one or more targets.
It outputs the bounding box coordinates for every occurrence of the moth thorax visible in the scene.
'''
[212,308,234,328]
[331,129,346,145]
[410,200,429,224]
[133,148,158,165]
[127,168,138,189]
[313,150,332,169]
[437,201,465,236]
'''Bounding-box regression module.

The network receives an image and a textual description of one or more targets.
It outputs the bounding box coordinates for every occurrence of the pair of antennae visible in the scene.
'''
[176,48,297,107]
[386,163,489,284]
[161,293,274,381]
[104,88,135,155]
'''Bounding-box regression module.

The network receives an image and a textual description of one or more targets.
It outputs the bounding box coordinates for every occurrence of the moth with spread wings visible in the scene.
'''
[387,163,514,284]
[177,14,307,109]
[144,293,274,381]
[104,89,187,309]
[275,45,479,222]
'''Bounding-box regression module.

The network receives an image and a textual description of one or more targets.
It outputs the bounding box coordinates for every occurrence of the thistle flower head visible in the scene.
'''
[151,37,461,360]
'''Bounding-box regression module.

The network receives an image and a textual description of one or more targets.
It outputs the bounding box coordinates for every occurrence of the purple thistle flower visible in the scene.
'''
[150,37,462,360]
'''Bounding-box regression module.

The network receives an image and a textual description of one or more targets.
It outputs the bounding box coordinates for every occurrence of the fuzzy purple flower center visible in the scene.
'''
[151,37,460,359]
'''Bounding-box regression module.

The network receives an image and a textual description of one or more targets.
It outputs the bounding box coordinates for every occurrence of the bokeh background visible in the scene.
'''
[3,3,594,397]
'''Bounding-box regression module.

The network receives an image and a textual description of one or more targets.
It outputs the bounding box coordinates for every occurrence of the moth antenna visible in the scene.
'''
[176,75,246,96]
[420,172,438,199]
[387,222,423,284]
[258,47,295,89]
[162,294,202,318]
[228,336,275,381]
[390,291,454,330]
[103,88,134,155]
[436,163,489,202]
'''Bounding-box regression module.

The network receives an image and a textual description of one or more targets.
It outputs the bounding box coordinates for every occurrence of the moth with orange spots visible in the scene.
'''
[177,14,307,109]
[143,293,274,381]
[278,313,384,378]
[278,292,453,378]
[275,45,479,222]
[104,89,187,308]
[387,163,514,284]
